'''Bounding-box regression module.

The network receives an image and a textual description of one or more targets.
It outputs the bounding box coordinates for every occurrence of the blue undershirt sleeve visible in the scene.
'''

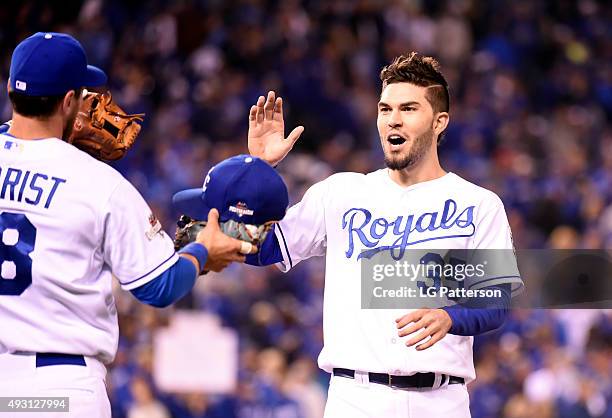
[442,284,511,336]
[245,225,283,266]
[130,256,198,308]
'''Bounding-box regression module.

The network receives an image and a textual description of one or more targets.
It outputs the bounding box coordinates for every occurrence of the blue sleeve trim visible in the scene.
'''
[179,242,208,272]
[277,224,293,269]
[130,257,198,308]
[245,225,283,266]
[121,252,177,286]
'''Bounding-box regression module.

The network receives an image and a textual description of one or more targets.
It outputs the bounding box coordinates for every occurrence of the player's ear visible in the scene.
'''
[61,90,77,114]
[433,112,449,138]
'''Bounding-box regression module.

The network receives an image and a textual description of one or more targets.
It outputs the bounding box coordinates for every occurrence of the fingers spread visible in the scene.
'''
[287,126,304,145]
[273,97,283,118]
[256,96,265,123]
[264,91,275,119]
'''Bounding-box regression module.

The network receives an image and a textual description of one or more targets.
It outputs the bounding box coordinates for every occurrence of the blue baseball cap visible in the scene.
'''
[9,32,107,96]
[173,155,289,224]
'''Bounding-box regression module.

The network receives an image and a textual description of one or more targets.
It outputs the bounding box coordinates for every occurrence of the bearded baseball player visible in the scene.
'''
[244,52,523,417]
[0,32,258,418]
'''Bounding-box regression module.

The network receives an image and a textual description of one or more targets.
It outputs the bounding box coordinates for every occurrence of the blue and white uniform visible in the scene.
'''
[0,133,182,418]
[0,32,200,418]
[0,135,178,363]
[253,169,523,418]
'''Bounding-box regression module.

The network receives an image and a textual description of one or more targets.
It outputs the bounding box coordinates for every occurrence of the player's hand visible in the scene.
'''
[195,209,258,272]
[248,90,304,166]
[395,309,453,351]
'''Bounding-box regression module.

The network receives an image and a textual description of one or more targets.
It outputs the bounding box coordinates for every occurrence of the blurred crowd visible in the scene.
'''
[1,0,611,417]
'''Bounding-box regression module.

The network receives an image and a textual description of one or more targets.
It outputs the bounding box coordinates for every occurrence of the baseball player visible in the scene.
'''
[0,32,258,418]
[244,52,523,417]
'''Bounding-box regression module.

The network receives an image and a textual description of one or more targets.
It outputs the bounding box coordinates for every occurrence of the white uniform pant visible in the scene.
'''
[0,352,110,418]
[324,374,471,418]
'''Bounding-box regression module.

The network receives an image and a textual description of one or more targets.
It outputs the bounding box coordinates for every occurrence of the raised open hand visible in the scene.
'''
[248,90,304,166]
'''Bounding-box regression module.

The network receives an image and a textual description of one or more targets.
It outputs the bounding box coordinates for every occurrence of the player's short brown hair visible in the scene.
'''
[8,88,81,119]
[380,52,450,115]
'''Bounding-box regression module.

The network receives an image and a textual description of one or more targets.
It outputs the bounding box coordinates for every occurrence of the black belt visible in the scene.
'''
[35,353,86,367]
[333,368,464,389]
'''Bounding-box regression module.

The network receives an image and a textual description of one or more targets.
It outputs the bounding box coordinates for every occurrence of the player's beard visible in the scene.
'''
[384,127,434,171]
[61,105,79,140]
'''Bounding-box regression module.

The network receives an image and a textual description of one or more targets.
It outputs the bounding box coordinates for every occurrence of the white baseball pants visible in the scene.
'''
[0,352,110,418]
[324,373,471,418]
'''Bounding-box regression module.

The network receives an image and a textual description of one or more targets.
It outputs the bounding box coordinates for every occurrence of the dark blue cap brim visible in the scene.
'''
[172,189,211,220]
[83,65,107,87]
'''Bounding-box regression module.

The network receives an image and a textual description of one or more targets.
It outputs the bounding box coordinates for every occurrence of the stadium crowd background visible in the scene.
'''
[1,0,611,417]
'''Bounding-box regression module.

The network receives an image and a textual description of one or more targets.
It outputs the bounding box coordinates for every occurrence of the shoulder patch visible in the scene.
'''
[146,213,163,240]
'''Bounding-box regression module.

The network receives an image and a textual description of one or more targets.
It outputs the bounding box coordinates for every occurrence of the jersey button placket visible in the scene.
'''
[389,326,402,377]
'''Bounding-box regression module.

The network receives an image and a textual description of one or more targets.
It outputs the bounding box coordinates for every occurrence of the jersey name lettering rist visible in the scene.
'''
[0,166,66,209]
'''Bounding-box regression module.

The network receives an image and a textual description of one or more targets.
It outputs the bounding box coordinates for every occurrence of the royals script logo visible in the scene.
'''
[342,199,476,260]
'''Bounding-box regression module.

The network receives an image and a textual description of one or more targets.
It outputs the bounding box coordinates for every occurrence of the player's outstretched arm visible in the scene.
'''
[248,90,304,166]
[131,209,257,308]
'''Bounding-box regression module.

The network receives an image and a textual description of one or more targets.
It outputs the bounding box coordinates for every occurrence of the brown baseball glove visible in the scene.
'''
[68,90,145,161]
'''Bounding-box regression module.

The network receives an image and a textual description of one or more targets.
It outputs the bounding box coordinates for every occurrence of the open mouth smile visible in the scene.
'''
[387,134,407,146]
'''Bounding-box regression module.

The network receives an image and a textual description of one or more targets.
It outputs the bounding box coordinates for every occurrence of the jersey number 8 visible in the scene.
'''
[0,212,36,295]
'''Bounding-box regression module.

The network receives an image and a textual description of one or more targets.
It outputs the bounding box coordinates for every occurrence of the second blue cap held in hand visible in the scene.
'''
[172,155,289,224]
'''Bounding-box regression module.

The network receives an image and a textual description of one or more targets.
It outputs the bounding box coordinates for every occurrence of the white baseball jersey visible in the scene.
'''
[275,169,522,382]
[0,135,177,364]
